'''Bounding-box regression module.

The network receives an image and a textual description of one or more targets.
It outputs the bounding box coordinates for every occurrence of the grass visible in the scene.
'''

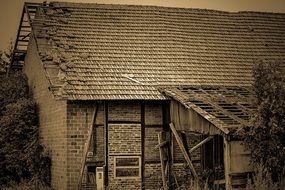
[245,165,282,190]
[1,180,53,190]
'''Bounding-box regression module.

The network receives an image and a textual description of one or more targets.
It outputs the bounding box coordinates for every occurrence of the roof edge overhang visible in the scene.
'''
[160,86,256,135]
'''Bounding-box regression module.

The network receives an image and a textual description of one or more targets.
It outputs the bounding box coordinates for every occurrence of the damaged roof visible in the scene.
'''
[30,2,285,100]
[162,86,256,134]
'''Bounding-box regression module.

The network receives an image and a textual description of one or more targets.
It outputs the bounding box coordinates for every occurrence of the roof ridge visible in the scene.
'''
[48,1,285,15]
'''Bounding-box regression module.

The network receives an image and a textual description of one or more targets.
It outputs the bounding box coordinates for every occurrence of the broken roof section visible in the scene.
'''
[30,2,285,100]
[162,86,256,135]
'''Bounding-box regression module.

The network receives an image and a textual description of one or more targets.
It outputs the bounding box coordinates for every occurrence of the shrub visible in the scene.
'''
[1,180,53,190]
[0,72,51,186]
[242,61,285,180]
[245,165,279,190]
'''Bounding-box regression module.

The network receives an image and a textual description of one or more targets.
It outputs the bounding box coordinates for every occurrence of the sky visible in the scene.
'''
[1,0,285,51]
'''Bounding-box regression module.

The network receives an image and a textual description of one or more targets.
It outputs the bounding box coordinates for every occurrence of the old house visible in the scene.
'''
[13,1,285,190]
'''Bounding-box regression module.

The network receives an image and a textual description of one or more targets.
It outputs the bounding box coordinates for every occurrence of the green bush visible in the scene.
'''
[0,72,51,186]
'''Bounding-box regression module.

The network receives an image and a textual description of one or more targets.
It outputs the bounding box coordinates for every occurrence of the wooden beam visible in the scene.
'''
[92,104,100,153]
[158,132,168,190]
[169,123,199,181]
[189,136,214,153]
[78,106,97,189]
[171,169,179,188]
[224,136,232,190]
[154,141,169,150]
[104,101,109,186]
[141,102,145,188]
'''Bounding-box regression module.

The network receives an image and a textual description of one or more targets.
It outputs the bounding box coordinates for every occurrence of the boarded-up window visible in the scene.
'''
[114,156,141,178]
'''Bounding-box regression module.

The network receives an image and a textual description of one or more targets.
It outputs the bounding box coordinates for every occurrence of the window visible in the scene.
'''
[114,156,141,179]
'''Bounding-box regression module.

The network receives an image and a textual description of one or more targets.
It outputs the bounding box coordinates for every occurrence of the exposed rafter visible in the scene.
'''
[8,3,41,73]
[161,86,257,134]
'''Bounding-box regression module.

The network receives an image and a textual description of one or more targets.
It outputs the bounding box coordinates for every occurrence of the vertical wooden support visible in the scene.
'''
[141,102,145,189]
[104,101,108,187]
[78,124,93,189]
[78,105,97,189]
[169,123,199,181]
[224,136,232,190]
[158,132,168,190]
[162,101,172,187]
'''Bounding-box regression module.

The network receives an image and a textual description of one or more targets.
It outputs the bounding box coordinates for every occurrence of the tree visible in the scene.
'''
[0,42,13,75]
[0,72,51,186]
[243,61,285,180]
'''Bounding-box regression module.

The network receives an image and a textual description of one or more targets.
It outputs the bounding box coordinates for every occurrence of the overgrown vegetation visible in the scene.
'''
[245,165,280,190]
[242,61,285,184]
[0,42,12,75]
[0,71,51,187]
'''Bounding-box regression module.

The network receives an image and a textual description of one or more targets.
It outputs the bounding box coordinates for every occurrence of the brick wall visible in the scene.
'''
[24,38,68,190]
[145,163,163,189]
[108,101,141,122]
[144,103,164,189]
[145,103,163,125]
[145,127,163,162]
[66,101,100,189]
[108,124,142,189]
[108,124,141,154]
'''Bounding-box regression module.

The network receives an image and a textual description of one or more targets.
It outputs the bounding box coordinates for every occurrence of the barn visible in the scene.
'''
[13,1,285,190]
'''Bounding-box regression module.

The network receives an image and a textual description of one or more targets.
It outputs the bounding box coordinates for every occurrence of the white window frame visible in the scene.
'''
[114,156,141,179]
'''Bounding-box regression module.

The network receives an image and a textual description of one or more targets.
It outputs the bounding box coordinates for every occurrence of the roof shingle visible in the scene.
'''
[31,2,285,100]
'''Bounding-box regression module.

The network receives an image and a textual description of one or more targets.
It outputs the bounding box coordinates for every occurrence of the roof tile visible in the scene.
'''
[32,2,285,100]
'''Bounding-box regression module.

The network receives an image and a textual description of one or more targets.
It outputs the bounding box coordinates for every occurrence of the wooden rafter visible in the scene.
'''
[190,91,249,126]
[163,88,230,134]
[8,3,41,74]
[161,86,256,134]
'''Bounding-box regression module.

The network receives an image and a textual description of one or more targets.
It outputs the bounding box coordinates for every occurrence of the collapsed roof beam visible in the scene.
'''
[169,123,199,182]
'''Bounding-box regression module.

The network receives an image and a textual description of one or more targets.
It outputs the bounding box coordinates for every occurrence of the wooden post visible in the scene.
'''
[104,101,108,186]
[169,123,199,181]
[224,136,232,190]
[158,132,168,190]
[141,102,145,189]
[78,107,97,189]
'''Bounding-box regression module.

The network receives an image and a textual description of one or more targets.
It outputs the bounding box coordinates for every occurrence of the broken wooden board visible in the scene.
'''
[169,123,199,181]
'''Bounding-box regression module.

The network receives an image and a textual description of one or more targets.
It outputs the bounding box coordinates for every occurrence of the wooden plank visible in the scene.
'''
[103,101,108,186]
[169,123,199,181]
[171,169,179,188]
[154,141,169,150]
[78,107,97,189]
[141,102,145,187]
[158,132,168,190]
[224,136,232,190]
[189,136,213,153]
